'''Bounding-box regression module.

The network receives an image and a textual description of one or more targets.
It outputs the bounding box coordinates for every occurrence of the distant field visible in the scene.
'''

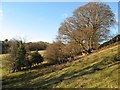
[31,50,46,56]
[2,44,120,88]
[38,50,46,56]
[0,54,9,58]
[0,54,3,77]
[0,54,10,77]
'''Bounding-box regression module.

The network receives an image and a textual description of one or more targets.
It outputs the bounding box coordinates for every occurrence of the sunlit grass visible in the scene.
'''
[31,50,46,56]
[2,44,120,88]
[38,50,46,56]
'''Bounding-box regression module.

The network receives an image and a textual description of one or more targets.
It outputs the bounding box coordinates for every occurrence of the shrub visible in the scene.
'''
[113,54,120,62]
[15,41,26,71]
[31,50,44,65]
[2,55,15,74]
[45,41,65,64]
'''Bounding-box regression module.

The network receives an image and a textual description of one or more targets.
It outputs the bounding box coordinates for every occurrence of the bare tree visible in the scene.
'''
[45,40,65,64]
[59,2,116,53]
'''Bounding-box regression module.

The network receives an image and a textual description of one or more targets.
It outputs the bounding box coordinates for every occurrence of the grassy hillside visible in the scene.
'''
[0,50,46,76]
[0,54,2,79]
[2,44,120,88]
[99,34,120,49]
[0,54,10,77]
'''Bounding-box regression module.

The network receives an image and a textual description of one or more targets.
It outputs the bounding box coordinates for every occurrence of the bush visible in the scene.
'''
[31,50,44,65]
[25,53,33,69]
[113,54,120,62]
[45,41,65,64]
[15,41,26,71]
[2,55,14,74]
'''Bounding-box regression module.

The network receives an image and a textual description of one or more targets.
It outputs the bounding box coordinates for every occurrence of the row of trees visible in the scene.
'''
[26,41,49,51]
[45,2,116,64]
[2,39,49,54]
[1,39,10,54]
[3,39,43,73]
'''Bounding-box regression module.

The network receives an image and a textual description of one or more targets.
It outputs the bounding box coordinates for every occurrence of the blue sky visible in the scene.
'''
[0,2,118,43]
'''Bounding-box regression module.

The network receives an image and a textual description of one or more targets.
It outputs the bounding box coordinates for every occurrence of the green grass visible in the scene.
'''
[2,44,120,88]
[0,50,46,76]
[31,50,46,56]
[38,50,46,56]
[0,54,10,77]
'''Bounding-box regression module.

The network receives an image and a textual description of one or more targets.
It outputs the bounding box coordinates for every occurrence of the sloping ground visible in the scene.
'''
[99,34,120,49]
[2,44,120,88]
[0,54,10,79]
[0,50,45,77]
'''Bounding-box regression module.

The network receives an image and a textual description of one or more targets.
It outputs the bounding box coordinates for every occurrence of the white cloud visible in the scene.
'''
[116,19,119,26]
[63,13,68,17]
[114,12,118,17]
[62,13,68,18]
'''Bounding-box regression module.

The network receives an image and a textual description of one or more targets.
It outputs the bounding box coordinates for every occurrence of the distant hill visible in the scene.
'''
[99,34,120,49]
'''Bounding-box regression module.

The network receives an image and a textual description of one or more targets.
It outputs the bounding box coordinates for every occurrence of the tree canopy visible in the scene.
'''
[59,2,116,53]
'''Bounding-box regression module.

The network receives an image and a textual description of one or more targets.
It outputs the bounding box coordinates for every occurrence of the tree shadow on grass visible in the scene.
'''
[2,69,55,88]
[31,60,119,88]
[2,58,119,88]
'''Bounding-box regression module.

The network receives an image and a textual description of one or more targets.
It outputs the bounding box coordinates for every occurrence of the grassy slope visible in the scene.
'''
[0,54,10,79]
[0,50,45,77]
[2,44,120,88]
